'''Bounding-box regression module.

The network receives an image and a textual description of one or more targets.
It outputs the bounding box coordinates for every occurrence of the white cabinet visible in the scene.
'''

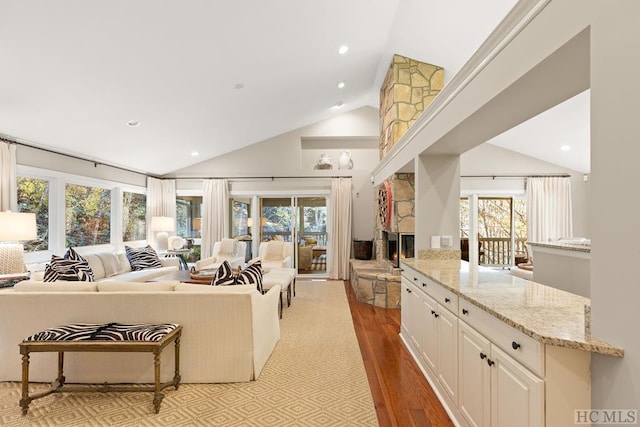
[459,321,491,427]
[401,269,458,404]
[459,321,543,427]
[436,304,459,403]
[490,344,543,427]
[401,263,592,427]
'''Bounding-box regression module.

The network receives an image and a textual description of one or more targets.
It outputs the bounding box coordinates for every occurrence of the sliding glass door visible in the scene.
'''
[259,196,329,276]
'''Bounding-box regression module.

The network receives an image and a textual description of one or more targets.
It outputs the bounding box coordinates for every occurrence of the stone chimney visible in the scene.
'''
[379,54,444,159]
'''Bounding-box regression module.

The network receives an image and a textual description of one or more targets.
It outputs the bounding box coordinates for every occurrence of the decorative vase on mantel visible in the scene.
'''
[314,153,333,170]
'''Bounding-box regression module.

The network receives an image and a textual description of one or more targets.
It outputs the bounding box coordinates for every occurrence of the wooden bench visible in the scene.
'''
[19,322,182,415]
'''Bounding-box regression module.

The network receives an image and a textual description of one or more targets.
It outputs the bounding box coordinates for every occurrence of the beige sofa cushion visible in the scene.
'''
[13,281,98,292]
[97,281,178,292]
[84,254,106,280]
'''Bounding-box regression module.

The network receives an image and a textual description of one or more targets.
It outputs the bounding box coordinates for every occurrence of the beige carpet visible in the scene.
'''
[0,281,378,426]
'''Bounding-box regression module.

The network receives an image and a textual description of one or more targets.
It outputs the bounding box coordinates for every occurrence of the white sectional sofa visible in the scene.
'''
[31,251,180,282]
[0,281,281,384]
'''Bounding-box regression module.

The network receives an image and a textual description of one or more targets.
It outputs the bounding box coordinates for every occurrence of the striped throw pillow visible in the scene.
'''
[43,251,95,282]
[211,261,236,286]
[125,245,162,271]
[236,260,263,293]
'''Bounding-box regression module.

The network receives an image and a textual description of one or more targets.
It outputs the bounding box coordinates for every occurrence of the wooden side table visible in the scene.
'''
[19,323,182,415]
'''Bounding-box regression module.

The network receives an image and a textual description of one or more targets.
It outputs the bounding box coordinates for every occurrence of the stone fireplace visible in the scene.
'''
[375,172,415,268]
[349,54,442,309]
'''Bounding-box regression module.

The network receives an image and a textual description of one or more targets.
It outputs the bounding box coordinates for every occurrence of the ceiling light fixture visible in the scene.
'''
[338,45,349,55]
[127,120,141,127]
[337,81,345,89]
[191,151,200,157]
[560,145,571,151]
[334,101,344,108]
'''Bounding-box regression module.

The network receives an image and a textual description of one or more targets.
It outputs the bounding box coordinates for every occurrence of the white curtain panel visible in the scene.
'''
[329,177,352,280]
[526,177,573,244]
[146,177,176,245]
[0,141,17,212]
[201,179,229,259]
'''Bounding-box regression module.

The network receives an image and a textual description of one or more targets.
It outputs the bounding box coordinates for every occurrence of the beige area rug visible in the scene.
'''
[0,281,378,426]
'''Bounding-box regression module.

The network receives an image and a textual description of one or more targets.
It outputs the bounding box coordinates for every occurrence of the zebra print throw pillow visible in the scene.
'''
[24,322,178,342]
[43,248,95,282]
[125,245,162,271]
[236,260,263,293]
[211,260,236,286]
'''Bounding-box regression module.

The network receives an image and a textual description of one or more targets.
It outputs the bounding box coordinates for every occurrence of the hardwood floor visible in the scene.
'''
[345,281,454,427]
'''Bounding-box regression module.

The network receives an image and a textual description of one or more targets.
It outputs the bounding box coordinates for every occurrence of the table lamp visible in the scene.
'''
[151,216,175,252]
[0,211,37,277]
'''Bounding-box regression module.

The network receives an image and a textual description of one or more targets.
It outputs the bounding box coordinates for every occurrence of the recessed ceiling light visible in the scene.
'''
[337,81,345,89]
[560,145,571,151]
[334,101,344,108]
[191,151,200,157]
[338,45,349,55]
[234,83,244,90]
[127,120,140,127]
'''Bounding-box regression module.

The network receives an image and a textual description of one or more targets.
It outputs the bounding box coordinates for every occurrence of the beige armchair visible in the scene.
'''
[196,239,246,271]
[251,241,293,270]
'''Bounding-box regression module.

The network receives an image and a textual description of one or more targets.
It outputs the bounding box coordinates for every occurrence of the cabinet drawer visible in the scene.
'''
[459,298,544,376]
[422,276,458,314]
[402,265,458,314]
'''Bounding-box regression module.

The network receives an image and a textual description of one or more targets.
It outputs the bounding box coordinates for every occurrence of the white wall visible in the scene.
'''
[168,107,381,243]
[17,145,147,187]
[589,0,640,410]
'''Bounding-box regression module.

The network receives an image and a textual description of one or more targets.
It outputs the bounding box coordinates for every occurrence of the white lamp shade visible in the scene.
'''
[0,212,37,241]
[151,216,175,232]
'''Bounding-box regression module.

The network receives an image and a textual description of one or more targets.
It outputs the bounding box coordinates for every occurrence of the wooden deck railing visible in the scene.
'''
[478,237,528,266]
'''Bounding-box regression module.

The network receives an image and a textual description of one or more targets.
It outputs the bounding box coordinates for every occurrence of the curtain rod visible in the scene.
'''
[461,174,572,179]
[1,137,155,178]
[170,175,353,180]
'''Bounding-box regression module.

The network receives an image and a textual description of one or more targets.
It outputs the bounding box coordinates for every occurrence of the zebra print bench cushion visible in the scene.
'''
[24,322,178,342]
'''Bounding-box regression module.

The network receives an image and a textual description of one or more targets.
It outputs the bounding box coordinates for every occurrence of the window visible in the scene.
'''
[17,177,49,252]
[231,200,250,237]
[65,183,111,247]
[122,191,146,242]
[176,196,202,238]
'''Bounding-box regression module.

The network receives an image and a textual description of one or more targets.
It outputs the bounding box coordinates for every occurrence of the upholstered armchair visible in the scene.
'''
[195,238,246,271]
[251,241,293,270]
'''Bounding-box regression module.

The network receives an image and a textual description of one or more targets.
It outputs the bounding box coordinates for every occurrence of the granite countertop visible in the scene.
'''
[527,241,591,253]
[402,258,623,357]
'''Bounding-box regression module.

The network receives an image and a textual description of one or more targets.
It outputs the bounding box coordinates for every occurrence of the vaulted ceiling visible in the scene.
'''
[0,0,589,176]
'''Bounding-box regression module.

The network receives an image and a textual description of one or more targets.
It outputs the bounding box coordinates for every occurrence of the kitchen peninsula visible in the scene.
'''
[400,256,621,427]
[528,240,591,297]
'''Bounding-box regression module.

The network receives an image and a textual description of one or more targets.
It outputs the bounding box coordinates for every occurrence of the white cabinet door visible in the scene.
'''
[459,321,491,427]
[490,345,544,427]
[400,279,412,340]
[420,292,438,373]
[437,305,459,404]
